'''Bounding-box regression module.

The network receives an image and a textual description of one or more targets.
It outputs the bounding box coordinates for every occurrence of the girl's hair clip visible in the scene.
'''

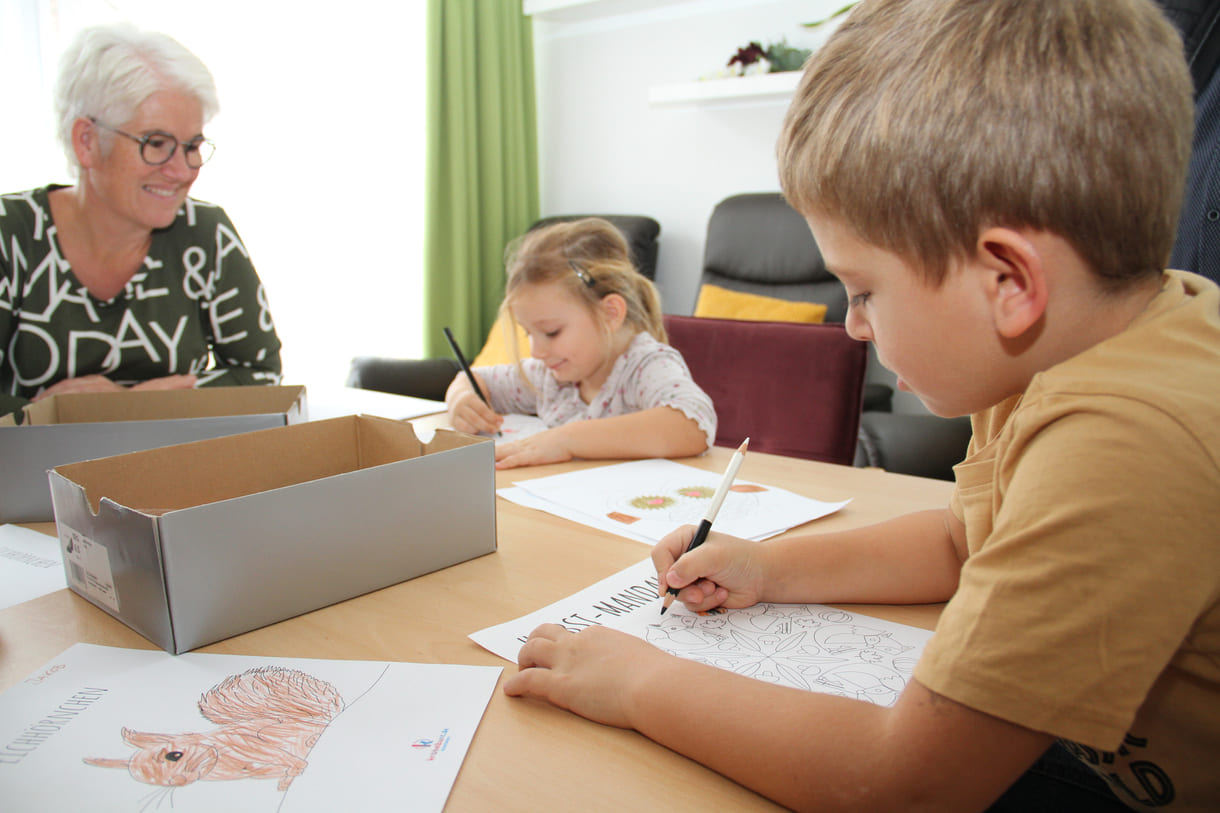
[568,259,598,289]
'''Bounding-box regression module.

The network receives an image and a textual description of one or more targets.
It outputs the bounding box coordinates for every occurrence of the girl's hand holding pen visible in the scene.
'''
[652,526,768,613]
[446,376,503,435]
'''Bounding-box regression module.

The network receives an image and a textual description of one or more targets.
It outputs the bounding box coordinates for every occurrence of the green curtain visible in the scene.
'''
[423,0,539,358]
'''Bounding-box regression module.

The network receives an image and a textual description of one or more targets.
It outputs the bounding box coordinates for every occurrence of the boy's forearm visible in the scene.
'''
[624,652,1048,813]
[625,653,895,811]
[760,508,963,605]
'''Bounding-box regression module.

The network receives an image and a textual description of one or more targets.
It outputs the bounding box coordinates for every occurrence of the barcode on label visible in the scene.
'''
[69,561,85,585]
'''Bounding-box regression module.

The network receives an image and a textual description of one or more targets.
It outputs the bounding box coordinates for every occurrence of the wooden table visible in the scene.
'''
[0,431,953,811]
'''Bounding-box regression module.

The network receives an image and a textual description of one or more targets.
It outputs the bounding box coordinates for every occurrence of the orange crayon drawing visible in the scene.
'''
[85,667,343,793]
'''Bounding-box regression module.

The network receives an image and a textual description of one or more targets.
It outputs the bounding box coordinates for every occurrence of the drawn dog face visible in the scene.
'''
[84,727,218,786]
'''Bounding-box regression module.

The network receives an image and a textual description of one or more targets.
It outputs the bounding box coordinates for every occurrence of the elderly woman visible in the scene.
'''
[0,23,282,417]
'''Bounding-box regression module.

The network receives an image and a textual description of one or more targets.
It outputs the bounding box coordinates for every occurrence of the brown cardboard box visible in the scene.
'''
[47,415,496,654]
[0,386,305,523]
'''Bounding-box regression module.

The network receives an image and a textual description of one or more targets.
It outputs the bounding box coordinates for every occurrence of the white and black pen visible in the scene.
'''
[660,438,749,615]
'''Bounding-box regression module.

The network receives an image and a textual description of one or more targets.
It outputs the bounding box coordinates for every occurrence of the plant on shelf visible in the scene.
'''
[698,3,862,83]
[728,42,768,74]
[704,38,813,79]
[766,39,813,73]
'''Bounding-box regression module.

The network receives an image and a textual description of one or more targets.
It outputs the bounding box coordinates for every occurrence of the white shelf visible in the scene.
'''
[524,0,688,22]
[648,71,801,105]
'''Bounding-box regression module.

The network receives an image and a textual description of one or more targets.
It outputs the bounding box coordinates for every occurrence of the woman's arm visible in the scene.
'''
[31,373,197,401]
[195,276,282,387]
[192,207,282,387]
[0,231,26,417]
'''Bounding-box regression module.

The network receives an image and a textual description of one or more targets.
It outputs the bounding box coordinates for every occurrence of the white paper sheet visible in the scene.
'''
[470,559,931,707]
[506,458,850,543]
[497,486,656,544]
[0,524,67,610]
[484,413,549,445]
[0,643,501,812]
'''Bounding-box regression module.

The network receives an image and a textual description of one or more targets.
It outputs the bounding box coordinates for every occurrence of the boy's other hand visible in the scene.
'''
[504,623,666,729]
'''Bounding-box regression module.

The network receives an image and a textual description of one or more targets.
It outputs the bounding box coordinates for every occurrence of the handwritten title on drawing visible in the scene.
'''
[0,686,108,764]
[516,575,660,644]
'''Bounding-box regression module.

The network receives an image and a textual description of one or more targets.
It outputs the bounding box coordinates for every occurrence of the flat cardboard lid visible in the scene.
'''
[1,386,305,426]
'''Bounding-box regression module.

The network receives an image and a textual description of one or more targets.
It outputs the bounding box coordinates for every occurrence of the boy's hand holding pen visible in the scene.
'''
[657,439,752,615]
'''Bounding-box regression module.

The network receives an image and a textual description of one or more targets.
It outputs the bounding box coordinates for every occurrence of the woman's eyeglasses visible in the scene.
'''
[88,117,216,168]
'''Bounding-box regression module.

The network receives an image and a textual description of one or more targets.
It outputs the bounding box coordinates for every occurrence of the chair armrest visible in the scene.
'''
[855,411,972,481]
[346,356,460,402]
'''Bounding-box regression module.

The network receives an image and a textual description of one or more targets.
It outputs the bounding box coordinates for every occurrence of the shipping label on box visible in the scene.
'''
[59,524,120,613]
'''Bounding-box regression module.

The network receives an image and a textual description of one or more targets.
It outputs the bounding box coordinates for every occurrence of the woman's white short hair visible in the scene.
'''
[53,22,220,176]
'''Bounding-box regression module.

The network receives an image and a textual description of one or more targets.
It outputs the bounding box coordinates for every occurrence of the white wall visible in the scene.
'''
[531,0,922,412]
[0,0,426,390]
[533,0,839,314]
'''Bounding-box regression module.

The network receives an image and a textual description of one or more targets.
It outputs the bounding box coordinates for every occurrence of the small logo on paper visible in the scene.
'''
[412,728,451,761]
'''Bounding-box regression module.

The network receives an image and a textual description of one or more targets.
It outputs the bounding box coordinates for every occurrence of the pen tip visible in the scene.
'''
[739,438,749,451]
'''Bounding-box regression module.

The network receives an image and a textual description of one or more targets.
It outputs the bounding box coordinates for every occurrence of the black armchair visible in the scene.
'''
[346,215,663,403]
[346,355,459,403]
[697,192,971,481]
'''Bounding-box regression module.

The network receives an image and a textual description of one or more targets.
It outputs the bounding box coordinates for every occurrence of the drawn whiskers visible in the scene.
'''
[136,783,176,812]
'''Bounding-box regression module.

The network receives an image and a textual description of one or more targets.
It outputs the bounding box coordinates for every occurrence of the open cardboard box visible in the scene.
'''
[0,386,305,523]
[48,415,496,654]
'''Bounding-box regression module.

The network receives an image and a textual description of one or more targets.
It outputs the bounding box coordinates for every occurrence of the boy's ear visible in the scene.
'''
[600,292,628,329]
[976,227,1048,339]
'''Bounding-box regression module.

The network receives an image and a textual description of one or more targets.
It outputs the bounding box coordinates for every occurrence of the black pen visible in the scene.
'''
[443,326,501,436]
[660,437,749,615]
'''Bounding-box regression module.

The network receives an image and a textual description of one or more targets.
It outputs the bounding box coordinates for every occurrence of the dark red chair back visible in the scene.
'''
[663,315,867,465]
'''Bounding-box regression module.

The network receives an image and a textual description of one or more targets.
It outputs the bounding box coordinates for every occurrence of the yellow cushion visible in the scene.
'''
[694,284,827,324]
[473,314,529,366]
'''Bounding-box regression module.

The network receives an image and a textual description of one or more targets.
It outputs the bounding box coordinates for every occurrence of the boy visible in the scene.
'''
[504,0,1220,810]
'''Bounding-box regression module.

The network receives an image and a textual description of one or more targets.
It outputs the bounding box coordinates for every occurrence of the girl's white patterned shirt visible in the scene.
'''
[478,331,716,450]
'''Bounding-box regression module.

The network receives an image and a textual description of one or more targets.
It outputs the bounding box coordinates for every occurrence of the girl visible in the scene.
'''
[446,218,716,469]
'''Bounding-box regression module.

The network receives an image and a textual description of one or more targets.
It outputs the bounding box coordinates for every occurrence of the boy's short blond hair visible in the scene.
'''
[778,0,1195,289]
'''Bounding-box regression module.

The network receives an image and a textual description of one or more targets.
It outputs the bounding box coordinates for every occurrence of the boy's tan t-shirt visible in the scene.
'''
[916,269,1220,811]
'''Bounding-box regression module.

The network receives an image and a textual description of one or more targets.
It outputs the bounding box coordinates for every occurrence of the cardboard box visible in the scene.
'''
[48,416,496,654]
[0,386,305,523]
